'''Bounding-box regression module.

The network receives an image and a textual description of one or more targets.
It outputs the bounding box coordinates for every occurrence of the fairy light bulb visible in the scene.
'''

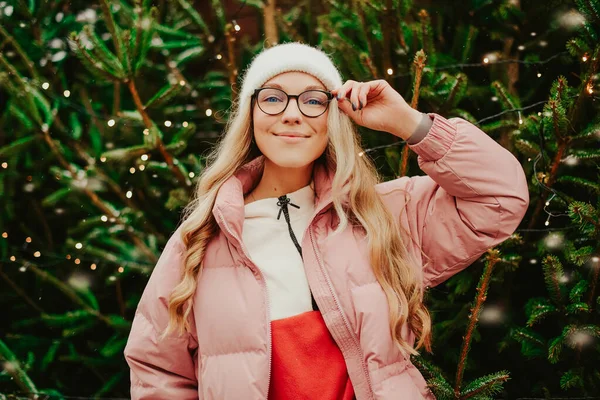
[107,119,115,127]
[63,90,71,97]
[206,109,213,117]
[387,68,393,75]
[42,82,49,90]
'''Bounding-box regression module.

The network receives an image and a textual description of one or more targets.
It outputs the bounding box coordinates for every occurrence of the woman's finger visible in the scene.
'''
[349,82,362,112]
[357,83,370,110]
[333,80,357,102]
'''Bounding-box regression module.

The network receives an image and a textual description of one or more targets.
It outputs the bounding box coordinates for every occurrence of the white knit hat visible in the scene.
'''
[238,42,344,111]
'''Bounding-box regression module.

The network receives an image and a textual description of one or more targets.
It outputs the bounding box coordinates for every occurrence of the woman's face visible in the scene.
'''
[252,71,330,169]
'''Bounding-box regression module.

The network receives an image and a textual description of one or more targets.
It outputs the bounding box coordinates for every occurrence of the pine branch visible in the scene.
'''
[0,339,39,394]
[460,371,510,399]
[542,255,567,307]
[224,23,239,102]
[126,78,191,189]
[399,49,427,177]
[264,0,279,46]
[454,249,501,396]
[0,23,39,80]
[382,0,394,84]
[526,138,569,230]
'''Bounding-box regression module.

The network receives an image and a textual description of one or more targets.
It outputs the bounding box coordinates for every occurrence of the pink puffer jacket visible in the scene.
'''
[124,113,529,399]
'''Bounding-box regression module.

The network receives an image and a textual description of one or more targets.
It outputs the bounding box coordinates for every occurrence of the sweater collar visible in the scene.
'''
[244,183,315,221]
[213,155,334,243]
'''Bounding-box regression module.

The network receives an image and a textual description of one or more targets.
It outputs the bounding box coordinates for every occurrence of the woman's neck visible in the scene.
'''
[246,159,313,204]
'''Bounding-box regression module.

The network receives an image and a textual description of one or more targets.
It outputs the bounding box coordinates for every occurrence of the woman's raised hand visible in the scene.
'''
[331,79,422,140]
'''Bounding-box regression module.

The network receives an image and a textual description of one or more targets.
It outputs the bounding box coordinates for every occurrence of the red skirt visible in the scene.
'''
[268,310,355,400]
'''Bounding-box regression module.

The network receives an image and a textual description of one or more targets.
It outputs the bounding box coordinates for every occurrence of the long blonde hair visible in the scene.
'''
[161,91,432,356]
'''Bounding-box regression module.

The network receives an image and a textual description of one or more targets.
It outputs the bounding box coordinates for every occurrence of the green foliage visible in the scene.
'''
[1,0,600,398]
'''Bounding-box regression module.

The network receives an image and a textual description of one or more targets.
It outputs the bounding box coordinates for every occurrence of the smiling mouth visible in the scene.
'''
[274,133,310,138]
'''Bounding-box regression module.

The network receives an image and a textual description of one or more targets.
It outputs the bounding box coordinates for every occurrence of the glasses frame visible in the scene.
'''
[251,87,334,118]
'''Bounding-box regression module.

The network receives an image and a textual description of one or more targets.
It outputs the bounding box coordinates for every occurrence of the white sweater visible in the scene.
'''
[242,184,316,321]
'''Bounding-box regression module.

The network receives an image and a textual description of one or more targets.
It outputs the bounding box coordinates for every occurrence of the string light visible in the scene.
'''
[182,121,189,127]
[26,237,32,243]
[164,120,172,127]
[118,267,124,273]
[216,54,222,60]
[143,128,149,135]
[2,232,7,238]
[206,109,213,117]
[75,242,82,249]
[537,73,542,78]
[179,80,186,86]
[141,154,148,161]
[1,162,7,168]
[42,82,49,90]
[10,256,16,262]
[582,55,588,62]
[126,190,133,198]
[483,57,489,64]
[139,164,145,171]
[530,32,537,36]
[387,68,393,75]
[90,263,97,270]
[129,167,136,174]
[63,90,71,97]
[107,119,116,127]
[587,83,593,94]
[189,172,195,178]
[74,258,81,265]
[33,251,41,257]
[101,215,108,222]
[100,156,107,162]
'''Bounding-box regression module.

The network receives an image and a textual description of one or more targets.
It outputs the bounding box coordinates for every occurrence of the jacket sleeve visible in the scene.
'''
[392,113,529,288]
[124,228,199,399]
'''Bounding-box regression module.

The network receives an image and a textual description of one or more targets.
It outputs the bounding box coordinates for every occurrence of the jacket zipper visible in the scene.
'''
[309,226,374,399]
[216,208,272,398]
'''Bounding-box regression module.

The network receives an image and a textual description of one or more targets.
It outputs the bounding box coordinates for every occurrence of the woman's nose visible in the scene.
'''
[281,98,302,123]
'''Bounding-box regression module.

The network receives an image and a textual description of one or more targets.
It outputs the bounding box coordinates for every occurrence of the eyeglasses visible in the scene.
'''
[252,87,334,118]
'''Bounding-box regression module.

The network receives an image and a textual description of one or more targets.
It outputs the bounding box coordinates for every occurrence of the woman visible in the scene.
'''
[124,42,529,400]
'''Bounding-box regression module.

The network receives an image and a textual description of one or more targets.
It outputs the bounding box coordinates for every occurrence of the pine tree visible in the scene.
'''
[1,0,598,398]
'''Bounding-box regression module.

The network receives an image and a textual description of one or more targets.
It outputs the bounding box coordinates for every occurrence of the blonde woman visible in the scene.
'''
[124,42,529,400]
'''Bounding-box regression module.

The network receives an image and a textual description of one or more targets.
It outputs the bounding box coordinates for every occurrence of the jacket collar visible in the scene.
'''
[212,155,335,243]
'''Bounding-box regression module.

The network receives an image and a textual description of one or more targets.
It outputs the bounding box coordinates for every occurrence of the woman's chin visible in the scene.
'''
[264,153,318,170]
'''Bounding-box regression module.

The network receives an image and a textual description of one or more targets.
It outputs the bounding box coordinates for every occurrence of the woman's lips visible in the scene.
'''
[273,133,310,143]
[275,134,309,143]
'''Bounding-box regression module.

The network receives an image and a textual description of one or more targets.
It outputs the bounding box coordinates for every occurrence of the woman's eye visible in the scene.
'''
[305,98,324,105]
[264,96,283,102]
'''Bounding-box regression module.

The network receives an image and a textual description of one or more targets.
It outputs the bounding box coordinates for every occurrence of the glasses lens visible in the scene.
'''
[256,88,287,115]
[298,90,330,117]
